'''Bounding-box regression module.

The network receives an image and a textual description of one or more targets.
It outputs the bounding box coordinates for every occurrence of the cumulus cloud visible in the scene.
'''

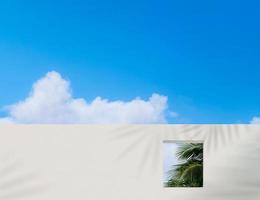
[1,71,170,124]
[250,117,260,124]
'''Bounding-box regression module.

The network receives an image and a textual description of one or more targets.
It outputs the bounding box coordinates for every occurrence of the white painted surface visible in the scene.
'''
[0,125,259,200]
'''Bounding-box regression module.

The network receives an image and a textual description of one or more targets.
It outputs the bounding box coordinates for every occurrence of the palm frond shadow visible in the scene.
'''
[116,132,149,160]
[108,125,147,141]
[110,126,163,175]
[109,126,149,161]
[205,125,251,155]
[203,127,260,199]
[149,129,163,172]
[178,125,204,135]
[165,125,205,141]
[0,153,49,200]
[165,125,253,188]
[136,130,163,176]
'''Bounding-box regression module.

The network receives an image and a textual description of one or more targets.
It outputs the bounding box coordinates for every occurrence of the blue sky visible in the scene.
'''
[163,142,178,182]
[0,0,260,123]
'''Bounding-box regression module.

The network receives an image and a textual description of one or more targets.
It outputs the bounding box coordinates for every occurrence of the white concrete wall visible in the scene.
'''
[0,125,259,200]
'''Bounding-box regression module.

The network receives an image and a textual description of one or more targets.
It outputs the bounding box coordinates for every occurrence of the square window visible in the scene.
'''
[163,141,203,187]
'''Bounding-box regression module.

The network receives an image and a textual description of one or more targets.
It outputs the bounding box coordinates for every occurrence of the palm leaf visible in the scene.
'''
[166,142,203,187]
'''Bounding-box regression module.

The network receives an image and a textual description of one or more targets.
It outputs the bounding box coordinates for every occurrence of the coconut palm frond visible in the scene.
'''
[166,142,203,187]
[176,143,203,160]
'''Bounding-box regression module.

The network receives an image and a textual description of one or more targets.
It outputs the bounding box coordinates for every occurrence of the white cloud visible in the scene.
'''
[0,117,13,124]
[169,111,179,118]
[250,117,260,124]
[1,71,170,124]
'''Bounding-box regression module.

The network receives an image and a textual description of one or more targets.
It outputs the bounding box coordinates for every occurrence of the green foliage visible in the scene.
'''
[166,143,203,187]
